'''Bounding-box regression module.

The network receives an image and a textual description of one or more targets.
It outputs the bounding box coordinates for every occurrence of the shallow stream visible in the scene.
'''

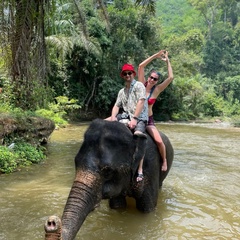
[0,122,239,240]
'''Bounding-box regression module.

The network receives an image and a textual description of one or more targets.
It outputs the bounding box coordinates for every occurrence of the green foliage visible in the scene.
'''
[192,77,240,118]
[0,143,45,174]
[1,0,239,122]
[0,146,18,174]
[223,99,240,117]
[0,102,13,115]
[36,108,68,126]
[0,77,15,113]
[157,0,205,34]
[13,142,45,164]
[169,76,205,120]
[95,76,121,113]
[88,17,112,48]
[183,29,205,52]
[160,28,204,78]
[0,98,40,123]
[135,0,156,14]
[202,23,238,78]
[35,96,81,126]
[107,1,161,64]
[54,96,81,112]
[219,75,240,102]
[0,74,54,111]
[231,115,240,127]
[201,89,225,117]
[46,0,163,117]
[0,105,39,124]
[156,0,240,121]
[0,0,49,111]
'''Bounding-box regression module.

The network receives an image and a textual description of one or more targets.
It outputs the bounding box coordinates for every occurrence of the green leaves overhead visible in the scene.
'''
[135,0,156,13]
[0,0,239,121]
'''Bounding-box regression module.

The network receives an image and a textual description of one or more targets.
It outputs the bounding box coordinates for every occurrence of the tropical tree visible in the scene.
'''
[62,0,160,115]
[135,0,156,13]
[187,0,223,39]
[0,0,51,110]
[0,0,110,111]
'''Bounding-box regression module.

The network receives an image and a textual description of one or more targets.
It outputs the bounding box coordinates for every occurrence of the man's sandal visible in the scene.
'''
[136,173,144,182]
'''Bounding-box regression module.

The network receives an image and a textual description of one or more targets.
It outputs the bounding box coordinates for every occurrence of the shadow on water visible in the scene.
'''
[0,122,239,240]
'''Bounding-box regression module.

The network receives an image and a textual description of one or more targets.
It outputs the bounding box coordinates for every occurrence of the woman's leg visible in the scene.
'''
[146,125,167,171]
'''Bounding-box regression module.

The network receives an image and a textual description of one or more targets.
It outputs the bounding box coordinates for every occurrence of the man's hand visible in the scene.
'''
[128,118,137,129]
[110,116,117,121]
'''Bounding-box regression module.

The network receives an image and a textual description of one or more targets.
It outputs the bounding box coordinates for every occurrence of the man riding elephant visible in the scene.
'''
[106,63,148,183]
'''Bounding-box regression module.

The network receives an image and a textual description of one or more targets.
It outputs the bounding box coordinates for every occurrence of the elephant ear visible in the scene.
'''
[131,133,147,178]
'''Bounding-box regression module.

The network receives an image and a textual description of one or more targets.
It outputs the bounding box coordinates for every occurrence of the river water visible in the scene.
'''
[0,122,239,240]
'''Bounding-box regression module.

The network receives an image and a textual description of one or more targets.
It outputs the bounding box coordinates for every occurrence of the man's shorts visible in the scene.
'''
[116,112,147,133]
[135,120,147,133]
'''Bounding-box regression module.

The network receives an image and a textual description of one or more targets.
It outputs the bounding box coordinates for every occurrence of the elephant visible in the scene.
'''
[44,118,174,240]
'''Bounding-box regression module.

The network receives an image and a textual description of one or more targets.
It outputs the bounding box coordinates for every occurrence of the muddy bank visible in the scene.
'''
[0,115,55,146]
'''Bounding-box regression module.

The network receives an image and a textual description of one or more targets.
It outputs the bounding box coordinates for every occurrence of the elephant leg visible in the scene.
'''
[109,196,127,209]
[135,180,159,213]
[136,192,158,213]
[132,180,144,199]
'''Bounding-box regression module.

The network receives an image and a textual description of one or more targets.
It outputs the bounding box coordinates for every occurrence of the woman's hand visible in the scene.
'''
[160,51,169,62]
[155,50,166,59]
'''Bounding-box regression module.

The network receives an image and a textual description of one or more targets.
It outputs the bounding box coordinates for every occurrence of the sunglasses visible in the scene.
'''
[123,72,132,76]
[149,76,158,81]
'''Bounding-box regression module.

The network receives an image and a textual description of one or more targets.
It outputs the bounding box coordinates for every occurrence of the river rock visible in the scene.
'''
[0,115,55,146]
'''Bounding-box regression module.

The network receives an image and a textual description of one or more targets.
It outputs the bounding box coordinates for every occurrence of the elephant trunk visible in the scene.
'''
[45,169,102,240]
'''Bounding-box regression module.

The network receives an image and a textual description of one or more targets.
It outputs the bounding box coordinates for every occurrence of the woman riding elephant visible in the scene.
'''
[44,118,174,240]
[138,50,174,172]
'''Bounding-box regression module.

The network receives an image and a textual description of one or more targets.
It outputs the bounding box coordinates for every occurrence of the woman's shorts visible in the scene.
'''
[147,115,155,126]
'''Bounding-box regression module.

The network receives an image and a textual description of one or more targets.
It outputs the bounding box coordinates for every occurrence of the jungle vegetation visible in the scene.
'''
[0,0,240,124]
[0,0,239,173]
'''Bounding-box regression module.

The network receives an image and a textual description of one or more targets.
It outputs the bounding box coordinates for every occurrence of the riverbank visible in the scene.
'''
[0,115,55,174]
[67,117,240,130]
[0,115,55,145]
[156,119,240,129]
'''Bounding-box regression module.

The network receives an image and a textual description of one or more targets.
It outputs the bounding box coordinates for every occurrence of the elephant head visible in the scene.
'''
[44,118,173,240]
